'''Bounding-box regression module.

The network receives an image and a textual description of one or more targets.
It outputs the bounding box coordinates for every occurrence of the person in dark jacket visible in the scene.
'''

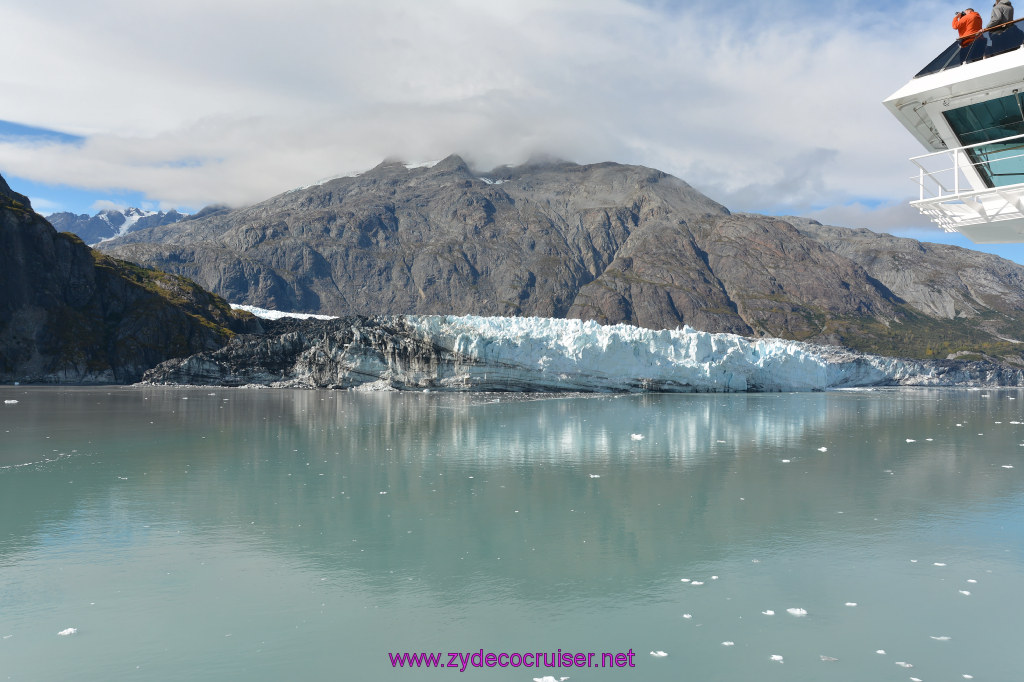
[987,0,1014,28]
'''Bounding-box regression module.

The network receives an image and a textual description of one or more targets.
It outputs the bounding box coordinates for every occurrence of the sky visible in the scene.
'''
[5,0,1024,262]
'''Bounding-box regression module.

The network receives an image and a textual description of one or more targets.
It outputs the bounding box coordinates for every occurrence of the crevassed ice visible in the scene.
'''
[403,315,921,392]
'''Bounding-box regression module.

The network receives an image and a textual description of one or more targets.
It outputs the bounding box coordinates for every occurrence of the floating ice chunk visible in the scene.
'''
[959,590,971,595]
[930,635,951,641]
[845,602,857,607]
[769,654,784,663]
[57,628,77,636]
[3,400,18,405]
[786,608,807,616]
[631,434,644,441]
[650,650,668,657]
[817,447,828,452]
[762,610,775,615]
[820,655,838,662]
[722,641,734,646]
[895,661,913,668]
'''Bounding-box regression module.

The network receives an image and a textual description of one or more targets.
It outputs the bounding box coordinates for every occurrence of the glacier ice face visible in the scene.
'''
[144,312,1024,391]
[403,315,892,392]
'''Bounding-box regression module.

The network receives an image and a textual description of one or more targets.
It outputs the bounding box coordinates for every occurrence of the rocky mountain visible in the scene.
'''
[0,174,259,383]
[47,207,187,245]
[100,155,1024,364]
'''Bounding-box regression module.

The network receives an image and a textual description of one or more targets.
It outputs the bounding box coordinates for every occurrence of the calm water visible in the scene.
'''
[0,386,1022,681]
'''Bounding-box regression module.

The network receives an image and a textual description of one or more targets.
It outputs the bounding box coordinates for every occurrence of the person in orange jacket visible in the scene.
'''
[953,8,984,45]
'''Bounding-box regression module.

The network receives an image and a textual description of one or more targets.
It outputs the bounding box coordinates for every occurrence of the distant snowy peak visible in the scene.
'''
[47,207,189,245]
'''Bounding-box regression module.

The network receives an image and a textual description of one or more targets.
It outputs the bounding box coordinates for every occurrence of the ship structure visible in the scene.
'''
[885,20,1024,243]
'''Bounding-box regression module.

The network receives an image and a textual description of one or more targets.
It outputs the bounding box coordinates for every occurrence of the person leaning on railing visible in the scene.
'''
[954,7,984,44]
[987,0,1014,29]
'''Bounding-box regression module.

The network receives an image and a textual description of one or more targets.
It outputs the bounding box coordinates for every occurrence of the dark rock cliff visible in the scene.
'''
[99,156,1024,364]
[0,175,261,383]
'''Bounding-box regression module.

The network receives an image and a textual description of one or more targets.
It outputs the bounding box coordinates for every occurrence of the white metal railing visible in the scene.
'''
[909,131,1024,201]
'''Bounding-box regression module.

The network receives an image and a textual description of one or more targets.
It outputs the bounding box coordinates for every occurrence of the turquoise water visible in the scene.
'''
[1,386,1022,681]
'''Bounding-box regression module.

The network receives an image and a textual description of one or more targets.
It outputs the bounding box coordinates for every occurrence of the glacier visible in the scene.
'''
[146,312,1024,391]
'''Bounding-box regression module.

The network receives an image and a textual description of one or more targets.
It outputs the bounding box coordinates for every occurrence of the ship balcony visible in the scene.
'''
[910,131,1024,243]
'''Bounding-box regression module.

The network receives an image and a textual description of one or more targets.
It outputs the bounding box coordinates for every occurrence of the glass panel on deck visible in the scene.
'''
[914,24,1024,78]
[944,93,1024,187]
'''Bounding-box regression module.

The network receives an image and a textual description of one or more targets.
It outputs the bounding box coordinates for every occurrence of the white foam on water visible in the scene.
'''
[650,651,668,657]
[762,610,775,615]
[959,590,971,595]
[876,650,886,655]
[934,562,946,566]
[769,654,784,663]
[786,608,807,616]
[588,474,600,478]
[691,581,704,586]
[722,641,735,646]
[3,400,18,404]
[967,579,977,583]
[906,438,916,443]
[682,614,693,619]
[820,655,838,662]
[1002,465,1014,469]
[630,434,644,441]
[817,447,828,452]
[57,628,76,636]
[895,661,913,668]
[780,459,792,463]
[845,602,857,606]
[680,578,690,582]
[930,635,951,641]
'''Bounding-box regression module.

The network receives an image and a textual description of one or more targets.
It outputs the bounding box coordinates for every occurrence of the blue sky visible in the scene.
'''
[2,0,1016,261]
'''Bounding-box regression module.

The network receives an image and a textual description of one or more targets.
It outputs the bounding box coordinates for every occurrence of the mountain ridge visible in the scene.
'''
[0,174,259,383]
[98,155,1024,364]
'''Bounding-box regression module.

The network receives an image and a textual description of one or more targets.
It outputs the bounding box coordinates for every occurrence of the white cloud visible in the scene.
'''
[0,0,958,232]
